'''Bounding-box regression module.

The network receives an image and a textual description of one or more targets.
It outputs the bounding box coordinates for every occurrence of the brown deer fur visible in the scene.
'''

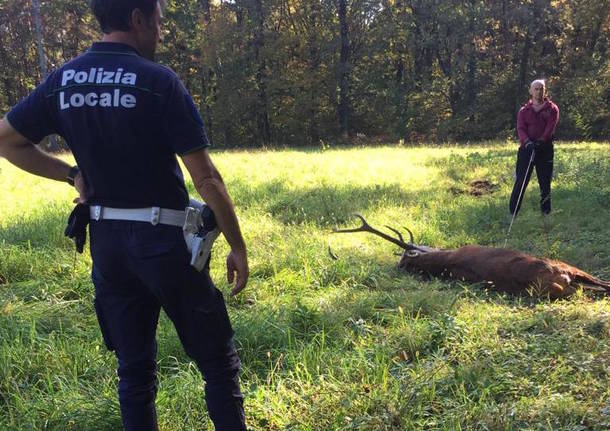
[399,245,609,298]
[334,215,610,299]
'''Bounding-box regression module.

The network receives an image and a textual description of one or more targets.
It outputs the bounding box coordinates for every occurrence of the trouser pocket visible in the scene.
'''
[192,288,234,345]
[175,286,235,361]
[94,298,115,351]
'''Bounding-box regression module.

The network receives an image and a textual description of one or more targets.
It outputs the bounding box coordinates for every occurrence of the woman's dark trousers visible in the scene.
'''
[509,143,554,216]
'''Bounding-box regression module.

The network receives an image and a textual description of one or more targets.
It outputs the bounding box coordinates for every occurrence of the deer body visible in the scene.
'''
[334,215,610,299]
[399,245,609,298]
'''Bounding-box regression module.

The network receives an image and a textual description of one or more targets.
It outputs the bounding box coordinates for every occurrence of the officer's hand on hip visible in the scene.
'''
[72,171,88,204]
[227,248,248,297]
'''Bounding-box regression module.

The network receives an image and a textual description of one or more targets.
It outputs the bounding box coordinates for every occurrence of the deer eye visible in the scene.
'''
[406,250,419,258]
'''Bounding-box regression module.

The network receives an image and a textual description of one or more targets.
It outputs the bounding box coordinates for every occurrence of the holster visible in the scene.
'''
[183,199,220,271]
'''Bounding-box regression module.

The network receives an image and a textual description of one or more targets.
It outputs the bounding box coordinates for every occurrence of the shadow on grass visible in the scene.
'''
[224,176,506,237]
[3,180,427,243]
[226,178,431,225]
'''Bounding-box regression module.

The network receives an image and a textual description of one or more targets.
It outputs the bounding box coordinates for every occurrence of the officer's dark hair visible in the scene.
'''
[90,0,160,33]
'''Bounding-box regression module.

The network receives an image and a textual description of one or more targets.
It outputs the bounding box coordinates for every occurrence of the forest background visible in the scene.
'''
[1,0,609,149]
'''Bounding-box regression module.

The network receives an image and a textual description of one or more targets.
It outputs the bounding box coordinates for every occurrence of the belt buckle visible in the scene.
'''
[93,205,102,221]
[150,207,160,225]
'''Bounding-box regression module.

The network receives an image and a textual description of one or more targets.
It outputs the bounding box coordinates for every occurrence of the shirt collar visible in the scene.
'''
[89,42,141,57]
[526,98,549,109]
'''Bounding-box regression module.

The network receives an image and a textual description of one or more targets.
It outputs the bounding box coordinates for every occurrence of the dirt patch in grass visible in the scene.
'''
[469,179,498,196]
[449,179,499,197]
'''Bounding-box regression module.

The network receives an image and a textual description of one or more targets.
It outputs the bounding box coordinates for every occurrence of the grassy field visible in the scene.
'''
[1,141,609,430]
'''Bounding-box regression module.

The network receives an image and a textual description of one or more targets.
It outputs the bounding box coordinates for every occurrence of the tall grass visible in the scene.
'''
[1,141,609,430]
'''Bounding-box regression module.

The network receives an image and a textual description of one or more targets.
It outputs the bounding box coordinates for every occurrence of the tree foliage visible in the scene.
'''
[1,0,608,148]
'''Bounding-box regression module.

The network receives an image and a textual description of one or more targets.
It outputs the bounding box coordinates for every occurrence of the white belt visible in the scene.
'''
[89,205,186,227]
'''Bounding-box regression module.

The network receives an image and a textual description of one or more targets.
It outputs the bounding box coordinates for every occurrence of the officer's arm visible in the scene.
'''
[181,148,248,295]
[0,117,73,182]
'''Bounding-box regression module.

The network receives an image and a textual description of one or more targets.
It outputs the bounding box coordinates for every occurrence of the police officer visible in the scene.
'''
[0,0,249,429]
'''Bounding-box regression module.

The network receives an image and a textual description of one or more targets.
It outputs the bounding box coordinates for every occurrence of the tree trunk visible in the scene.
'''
[586,5,607,57]
[337,0,350,139]
[0,39,16,105]
[250,0,271,145]
[436,44,460,117]
[307,2,320,145]
[199,0,214,145]
[33,0,60,152]
[394,0,406,85]
[514,29,531,125]
[199,0,211,24]
[465,10,477,121]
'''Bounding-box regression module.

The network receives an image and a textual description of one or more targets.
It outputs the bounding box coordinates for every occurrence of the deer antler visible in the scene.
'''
[385,226,416,245]
[333,214,429,252]
[403,227,415,244]
[385,226,404,243]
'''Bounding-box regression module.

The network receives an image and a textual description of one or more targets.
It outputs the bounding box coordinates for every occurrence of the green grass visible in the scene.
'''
[1,141,609,430]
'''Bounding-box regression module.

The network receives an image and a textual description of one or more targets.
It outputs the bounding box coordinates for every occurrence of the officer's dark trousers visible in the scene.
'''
[509,143,554,216]
[90,220,246,431]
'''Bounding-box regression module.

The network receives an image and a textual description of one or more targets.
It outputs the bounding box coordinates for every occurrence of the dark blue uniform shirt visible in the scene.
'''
[7,42,209,210]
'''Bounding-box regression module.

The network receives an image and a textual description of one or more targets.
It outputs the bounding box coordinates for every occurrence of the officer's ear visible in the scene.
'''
[130,8,148,31]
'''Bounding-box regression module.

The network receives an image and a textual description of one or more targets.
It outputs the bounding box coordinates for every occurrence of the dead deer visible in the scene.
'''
[333,214,610,299]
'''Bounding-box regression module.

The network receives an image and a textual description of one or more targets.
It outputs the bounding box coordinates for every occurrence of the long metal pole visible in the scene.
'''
[503,149,536,248]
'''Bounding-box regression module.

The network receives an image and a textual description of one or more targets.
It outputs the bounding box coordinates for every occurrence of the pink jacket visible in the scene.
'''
[517,98,559,147]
